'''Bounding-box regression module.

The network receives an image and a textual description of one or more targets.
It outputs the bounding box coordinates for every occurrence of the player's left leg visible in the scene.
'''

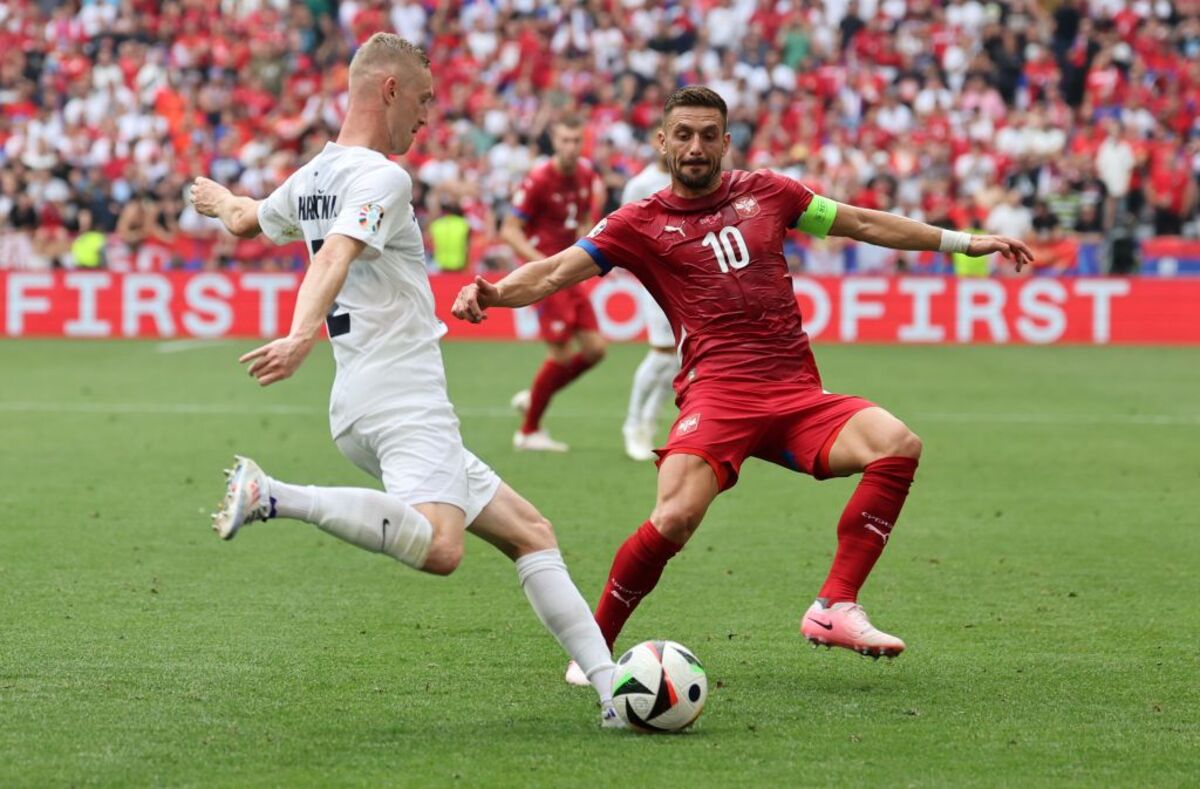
[467,478,620,726]
[804,406,921,657]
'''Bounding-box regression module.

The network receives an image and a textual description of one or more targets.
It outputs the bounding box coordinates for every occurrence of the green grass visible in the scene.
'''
[2,339,1198,787]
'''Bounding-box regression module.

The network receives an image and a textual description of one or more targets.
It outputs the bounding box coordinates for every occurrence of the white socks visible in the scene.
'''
[515,549,616,704]
[264,484,616,702]
[625,350,679,432]
[268,480,433,569]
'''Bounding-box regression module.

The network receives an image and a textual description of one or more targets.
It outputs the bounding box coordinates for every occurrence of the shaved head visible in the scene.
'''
[348,32,430,92]
[341,33,434,156]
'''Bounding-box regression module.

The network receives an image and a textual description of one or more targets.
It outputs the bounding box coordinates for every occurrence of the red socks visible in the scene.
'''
[817,456,918,604]
[594,520,682,650]
[521,353,598,434]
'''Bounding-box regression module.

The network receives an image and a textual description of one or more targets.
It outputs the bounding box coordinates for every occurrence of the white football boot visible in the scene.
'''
[211,455,272,540]
[600,701,625,729]
[513,430,569,452]
[622,424,656,462]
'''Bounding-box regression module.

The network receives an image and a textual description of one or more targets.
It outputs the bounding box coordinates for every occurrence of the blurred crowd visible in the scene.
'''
[2,0,1199,276]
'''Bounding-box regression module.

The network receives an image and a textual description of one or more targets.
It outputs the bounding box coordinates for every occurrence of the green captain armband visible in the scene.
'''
[796,194,837,238]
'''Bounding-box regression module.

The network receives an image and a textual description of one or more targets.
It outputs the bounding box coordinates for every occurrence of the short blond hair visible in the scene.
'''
[348,33,430,84]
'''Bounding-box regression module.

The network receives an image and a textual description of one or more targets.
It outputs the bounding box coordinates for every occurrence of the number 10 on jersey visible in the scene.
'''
[703,226,751,272]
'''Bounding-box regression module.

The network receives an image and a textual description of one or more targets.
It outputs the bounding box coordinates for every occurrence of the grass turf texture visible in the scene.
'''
[2,339,1198,787]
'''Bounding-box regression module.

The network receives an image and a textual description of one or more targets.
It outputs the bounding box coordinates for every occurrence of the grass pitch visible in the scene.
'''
[1,339,1198,787]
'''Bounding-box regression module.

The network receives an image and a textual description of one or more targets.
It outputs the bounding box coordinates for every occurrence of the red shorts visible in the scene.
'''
[535,284,598,344]
[657,384,876,491]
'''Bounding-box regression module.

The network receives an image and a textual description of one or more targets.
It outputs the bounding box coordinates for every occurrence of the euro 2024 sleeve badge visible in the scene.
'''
[358,203,385,234]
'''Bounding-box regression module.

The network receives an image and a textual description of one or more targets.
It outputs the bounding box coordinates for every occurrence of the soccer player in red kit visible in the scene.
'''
[500,116,607,453]
[456,87,1032,664]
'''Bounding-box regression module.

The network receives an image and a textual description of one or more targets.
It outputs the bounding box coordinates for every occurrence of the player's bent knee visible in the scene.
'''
[893,428,923,461]
[650,505,700,545]
[421,532,464,576]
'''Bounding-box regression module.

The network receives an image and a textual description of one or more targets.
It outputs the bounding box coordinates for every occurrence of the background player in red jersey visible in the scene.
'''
[500,116,607,453]
[455,87,1032,668]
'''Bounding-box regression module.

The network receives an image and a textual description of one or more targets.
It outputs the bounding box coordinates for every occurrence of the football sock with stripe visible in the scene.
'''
[516,549,616,704]
[816,456,918,603]
[594,520,683,650]
[268,480,433,570]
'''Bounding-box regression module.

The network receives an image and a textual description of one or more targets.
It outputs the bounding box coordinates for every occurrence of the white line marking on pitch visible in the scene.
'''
[155,339,236,353]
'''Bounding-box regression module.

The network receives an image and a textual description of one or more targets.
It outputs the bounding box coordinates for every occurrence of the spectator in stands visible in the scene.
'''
[0,0,1198,279]
[986,190,1035,241]
[1096,120,1136,229]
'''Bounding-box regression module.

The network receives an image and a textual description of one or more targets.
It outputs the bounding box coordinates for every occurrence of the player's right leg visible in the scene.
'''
[211,454,465,574]
[467,478,622,727]
[591,452,719,652]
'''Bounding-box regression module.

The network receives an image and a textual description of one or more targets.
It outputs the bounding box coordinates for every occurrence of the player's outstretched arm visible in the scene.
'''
[239,234,363,386]
[828,202,1034,272]
[452,246,600,323]
[190,177,263,239]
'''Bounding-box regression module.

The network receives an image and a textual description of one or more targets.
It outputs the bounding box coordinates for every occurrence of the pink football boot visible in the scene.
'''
[801,600,906,659]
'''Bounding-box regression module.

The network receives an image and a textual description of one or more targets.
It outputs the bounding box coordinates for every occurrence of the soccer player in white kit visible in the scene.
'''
[619,147,679,462]
[188,33,620,728]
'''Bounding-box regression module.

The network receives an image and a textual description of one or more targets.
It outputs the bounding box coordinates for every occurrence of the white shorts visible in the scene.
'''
[641,290,675,348]
[334,410,502,525]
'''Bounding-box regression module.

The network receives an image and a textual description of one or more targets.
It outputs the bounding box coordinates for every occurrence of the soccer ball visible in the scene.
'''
[611,640,708,732]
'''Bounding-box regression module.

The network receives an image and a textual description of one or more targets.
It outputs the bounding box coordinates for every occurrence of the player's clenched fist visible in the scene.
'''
[189,176,231,218]
[452,276,500,323]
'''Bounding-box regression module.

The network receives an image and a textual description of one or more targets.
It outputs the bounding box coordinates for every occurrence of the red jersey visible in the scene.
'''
[512,159,600,256]
[577,170,822,393]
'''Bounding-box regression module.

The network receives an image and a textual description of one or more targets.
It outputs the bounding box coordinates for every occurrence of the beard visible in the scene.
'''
[670,156,722,191]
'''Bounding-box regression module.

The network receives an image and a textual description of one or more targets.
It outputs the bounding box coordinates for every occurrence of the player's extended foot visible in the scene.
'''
[510,389,531,414]
[211,455,272,540]
[513,429,569,452]
[600,701,626,729]
[801,600,906,659]
[564,660,590,687]
[622,424,656,462]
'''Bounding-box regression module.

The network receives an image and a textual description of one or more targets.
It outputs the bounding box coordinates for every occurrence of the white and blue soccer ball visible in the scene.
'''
[611,640,708,732]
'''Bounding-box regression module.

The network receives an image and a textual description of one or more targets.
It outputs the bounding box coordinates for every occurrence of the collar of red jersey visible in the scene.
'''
[655,171,737,212]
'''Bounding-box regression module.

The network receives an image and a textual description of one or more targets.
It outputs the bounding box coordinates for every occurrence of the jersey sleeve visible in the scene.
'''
[257,172,303,244]
[326,165,413,257]
[510,170,540,221]
[573,207,644,277]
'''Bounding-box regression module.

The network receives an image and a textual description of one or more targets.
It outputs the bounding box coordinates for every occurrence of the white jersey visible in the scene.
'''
[258,142,454,437]
[621,161,672,204]
[621,162,675,348]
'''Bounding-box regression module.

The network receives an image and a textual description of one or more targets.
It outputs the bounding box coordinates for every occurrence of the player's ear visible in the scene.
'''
[381,74,398,104]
